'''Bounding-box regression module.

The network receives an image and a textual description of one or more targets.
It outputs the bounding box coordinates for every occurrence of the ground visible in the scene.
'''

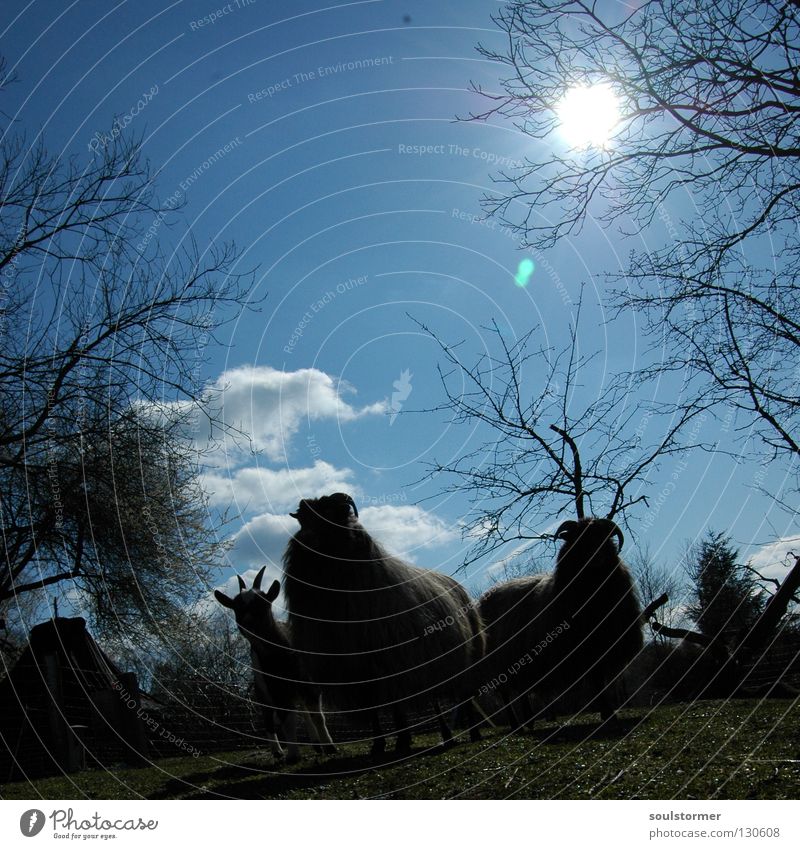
[2,699,798,800]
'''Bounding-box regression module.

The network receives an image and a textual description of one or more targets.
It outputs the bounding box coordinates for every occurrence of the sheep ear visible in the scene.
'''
[214,590,234,609]
[237,575,246,592]
[253,565,267,590]
[265,580,280,602]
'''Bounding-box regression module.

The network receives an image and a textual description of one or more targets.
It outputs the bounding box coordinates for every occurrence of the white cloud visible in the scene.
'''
[358,504,459,561]
[485,540,540,577]
[231,512,297,567]
[197,365,385,461]
[229,503,458,572]
[202,460,357,514]
[746,536,800,581]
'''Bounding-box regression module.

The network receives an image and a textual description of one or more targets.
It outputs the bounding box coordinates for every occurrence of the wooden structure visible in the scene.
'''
[0,617,149,781]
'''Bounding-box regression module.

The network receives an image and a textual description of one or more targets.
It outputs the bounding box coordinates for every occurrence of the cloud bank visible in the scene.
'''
[198,365,385,461]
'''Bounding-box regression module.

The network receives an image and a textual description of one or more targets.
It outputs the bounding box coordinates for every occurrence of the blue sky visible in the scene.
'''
[3,0,797,608]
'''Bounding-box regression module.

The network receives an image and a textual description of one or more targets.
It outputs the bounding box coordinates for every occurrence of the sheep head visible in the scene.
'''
[290,492,359,530]
[555,517,624,558]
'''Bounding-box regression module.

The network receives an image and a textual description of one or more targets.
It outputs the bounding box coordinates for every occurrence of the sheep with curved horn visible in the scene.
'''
[478,517,643,727]
[215,565,336,763]
[283,492,486,757]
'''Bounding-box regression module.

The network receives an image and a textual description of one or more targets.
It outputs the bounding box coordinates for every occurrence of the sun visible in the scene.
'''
[557,83,620,149]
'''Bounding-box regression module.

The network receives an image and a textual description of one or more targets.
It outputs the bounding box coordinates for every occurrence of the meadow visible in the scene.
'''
[2,699,798,800]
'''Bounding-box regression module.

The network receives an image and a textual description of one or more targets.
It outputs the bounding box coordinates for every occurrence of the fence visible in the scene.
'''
[4,636,798,782]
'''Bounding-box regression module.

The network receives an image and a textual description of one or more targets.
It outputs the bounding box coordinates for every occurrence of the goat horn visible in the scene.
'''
[214,589,234,609]
[596,518,624,551]
[237,575,246,592]
[254,565,267,590]
[331,491,358,518]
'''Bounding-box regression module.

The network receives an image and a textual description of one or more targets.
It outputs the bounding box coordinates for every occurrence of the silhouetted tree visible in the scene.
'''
[0,65,254,632]
[471,0,800,480]
[419,299,703,566]
[149,605,251,712]
[686,531,763,642]
[630,545,687,637]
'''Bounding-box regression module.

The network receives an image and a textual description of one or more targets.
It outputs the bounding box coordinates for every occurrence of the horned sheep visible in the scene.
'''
[478,517,643,727]
[282,492,486,756]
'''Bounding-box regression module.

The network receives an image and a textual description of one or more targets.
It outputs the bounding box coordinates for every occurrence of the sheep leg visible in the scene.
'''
[470,697,495,731]
[393,706,412,755]
[499,689,525,731]
[370,710,386,758]
[515,692,539,730]
[454,698,484,742]
[502,689,537,732]
[268,732,285,759]
[275,707,301,764]
[303,695,337,755]
[434,700,455,748]
[262,709,286,760]
[597,680,620,725]
[255,671,286,760]
[530,691,557,723]
[466,699,485,741]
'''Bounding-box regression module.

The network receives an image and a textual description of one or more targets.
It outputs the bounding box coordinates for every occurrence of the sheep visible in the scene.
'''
[214,565,336,763]
[282,492,486,756]
[478,517,643,727]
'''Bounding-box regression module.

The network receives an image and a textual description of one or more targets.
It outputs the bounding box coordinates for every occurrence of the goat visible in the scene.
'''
[478,517,643,727]
[282,492,485,756]
[214,565,336,763]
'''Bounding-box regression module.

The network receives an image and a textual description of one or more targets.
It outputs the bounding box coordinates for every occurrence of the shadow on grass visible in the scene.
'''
[147,739,457,800]
[521,714,644,745]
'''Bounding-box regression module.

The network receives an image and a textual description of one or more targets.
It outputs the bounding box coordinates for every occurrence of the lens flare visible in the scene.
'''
[515,258,535,287]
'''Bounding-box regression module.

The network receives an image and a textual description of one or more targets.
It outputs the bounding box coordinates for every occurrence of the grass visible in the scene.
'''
[2,699,799,800]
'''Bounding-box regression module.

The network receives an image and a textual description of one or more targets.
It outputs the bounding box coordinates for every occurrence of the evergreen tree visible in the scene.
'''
[687,532,763,641]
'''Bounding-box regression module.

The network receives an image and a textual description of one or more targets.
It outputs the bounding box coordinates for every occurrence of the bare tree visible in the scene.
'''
[418,304,704,566]
[470,0,800,474]
[148,604,252,710]
[743,552,800,627]
[629,544,687,636]
[1,77,255,632]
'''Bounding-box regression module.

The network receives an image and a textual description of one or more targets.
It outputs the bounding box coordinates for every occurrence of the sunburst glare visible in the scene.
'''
[557,83,620,149]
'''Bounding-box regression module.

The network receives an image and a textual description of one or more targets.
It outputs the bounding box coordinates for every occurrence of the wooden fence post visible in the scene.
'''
[118,672,149,762]
[42,652,83,772]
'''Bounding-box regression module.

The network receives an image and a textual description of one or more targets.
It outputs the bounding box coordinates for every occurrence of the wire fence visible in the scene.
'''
[2,636,799,782]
